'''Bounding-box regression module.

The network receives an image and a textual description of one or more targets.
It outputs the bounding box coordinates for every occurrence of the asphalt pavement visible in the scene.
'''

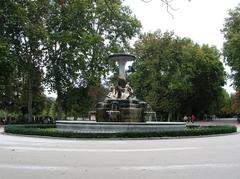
[0,119,240,179]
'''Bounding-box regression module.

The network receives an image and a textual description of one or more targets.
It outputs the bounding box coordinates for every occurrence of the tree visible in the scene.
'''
[0,1,19,115]
[61,87,91,119]
[0,0,141,120]
[130,31,225,120]
[20,67,47,117]
[223,4,240,89]
[1,0,48,122]
[186,45,225,115]
[0,61,18,113]
[44,0,141,119]
[231,91,240,113]
[218,89,232,115]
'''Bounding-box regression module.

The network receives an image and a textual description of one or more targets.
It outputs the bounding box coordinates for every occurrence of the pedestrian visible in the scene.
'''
[204,113,207,121]
[237,113,240,123]
[183,115,188,122]
[191,114,196,123]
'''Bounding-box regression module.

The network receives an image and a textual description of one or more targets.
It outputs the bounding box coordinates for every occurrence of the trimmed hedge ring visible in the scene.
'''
[4,124,237,138]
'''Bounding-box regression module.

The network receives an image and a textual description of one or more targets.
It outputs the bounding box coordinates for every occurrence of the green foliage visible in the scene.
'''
[20,68,47,115]
[61,85,108,118]
[0,62,47,117]
[0,61,19,112]
[130,31,225,118]
[0,0,48,121]
[0,0,141,119]
[42,97,56,116]
[49,100,57,118]
[62,87,91,117]
[4,124,237,138]
[0,110,7,118]
[43,0,141,119]
[218,89,232,114]
[0,110,19,118]
[231,91,240,113]
[223,4,240,89]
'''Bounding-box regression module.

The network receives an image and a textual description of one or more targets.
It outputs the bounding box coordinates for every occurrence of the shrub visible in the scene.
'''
[4,124,237,138]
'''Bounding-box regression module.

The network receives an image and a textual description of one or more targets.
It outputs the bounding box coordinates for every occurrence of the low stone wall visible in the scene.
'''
[56,121,186,133]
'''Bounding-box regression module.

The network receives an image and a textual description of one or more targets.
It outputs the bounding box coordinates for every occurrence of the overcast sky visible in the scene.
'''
[123,0,239,94]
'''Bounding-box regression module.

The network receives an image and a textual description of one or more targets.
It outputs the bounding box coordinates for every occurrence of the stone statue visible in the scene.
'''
[121,83,134,99]
[107,82,134,100]
[107,85,117,99]
[125,82,134,98]
[95,54,157,122]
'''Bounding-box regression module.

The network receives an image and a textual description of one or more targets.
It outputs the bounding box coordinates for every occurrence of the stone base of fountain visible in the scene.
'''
[56,120,186,134]
[96,99,150,122]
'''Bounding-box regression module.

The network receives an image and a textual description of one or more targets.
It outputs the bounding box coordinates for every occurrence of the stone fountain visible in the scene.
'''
[56,54,186,134]
[95,54,156,122]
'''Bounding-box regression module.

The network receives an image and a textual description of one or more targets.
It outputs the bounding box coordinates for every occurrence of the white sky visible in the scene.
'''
[123,0,239,94]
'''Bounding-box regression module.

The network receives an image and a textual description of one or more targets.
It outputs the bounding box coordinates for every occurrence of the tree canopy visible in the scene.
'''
[43,0,141,119]
[0,0,48,121]
[0,0,234,122]
[223,4,240,89]
[0,0,141,120]
[129,31,225,120]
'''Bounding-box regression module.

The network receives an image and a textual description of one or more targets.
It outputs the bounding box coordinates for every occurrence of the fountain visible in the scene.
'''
[95,54,156,122]
[56,54,186,134]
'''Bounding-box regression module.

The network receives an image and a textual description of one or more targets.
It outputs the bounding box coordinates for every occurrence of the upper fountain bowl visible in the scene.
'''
[109,54,136,80]
[109,53,136,63]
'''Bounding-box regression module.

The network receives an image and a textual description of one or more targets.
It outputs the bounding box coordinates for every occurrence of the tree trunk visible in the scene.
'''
[177,113,180,121]
[56,88,63,120]
[168,112,172,122]
[27,75,33,123]
[56,99,62,120]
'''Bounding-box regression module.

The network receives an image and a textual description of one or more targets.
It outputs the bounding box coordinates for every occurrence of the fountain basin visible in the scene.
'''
[56,121,186,134]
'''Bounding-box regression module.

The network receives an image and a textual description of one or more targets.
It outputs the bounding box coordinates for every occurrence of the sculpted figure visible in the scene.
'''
[107,85,118,99]
[120,83,134,99]
[126,83,134,98]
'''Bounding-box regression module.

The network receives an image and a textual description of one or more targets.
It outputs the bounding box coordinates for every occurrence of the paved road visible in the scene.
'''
[0,122,240,179]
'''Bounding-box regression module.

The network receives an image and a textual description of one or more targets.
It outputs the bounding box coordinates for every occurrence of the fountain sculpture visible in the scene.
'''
[95,54,156,122]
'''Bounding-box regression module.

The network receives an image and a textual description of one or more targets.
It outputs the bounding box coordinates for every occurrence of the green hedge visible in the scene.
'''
[4,124,237,138]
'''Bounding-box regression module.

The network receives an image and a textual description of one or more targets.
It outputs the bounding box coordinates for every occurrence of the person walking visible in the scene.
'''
[191,114,196,123]
[183,115,188,122]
